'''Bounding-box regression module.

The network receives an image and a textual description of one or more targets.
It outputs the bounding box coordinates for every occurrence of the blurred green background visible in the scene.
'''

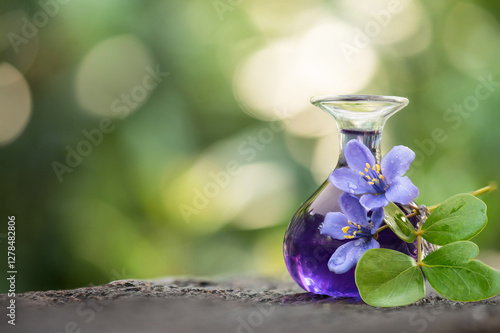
[1,0,500,292]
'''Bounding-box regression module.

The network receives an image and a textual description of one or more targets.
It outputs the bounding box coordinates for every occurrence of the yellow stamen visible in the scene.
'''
[365,163,371,169]
[364,168,368,173]
[365,175,371,180]
[359,171,364,176]
[342,226,350,234]
[344,235,355,239]
[376,164,381,173]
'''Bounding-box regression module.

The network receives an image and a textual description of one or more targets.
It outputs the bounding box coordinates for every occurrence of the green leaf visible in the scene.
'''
[422,240,478,266]
[422,194,487,245]
[383,202,416,243]
[422,241,500,301]
[355,248,425,307]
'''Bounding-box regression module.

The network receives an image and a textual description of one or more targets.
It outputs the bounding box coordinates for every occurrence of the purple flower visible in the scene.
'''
[330,140,419,210]
[320,193,384,274]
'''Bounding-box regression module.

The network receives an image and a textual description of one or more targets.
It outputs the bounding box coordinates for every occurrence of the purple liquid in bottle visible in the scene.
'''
[283,129,418,297]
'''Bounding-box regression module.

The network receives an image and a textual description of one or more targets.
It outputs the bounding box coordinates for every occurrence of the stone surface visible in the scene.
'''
[1,277,500,333]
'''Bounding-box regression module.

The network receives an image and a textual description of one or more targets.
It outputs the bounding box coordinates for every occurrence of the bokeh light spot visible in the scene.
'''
[0,62,32,145]
[338,0,425,44]
[75,35,155,118]
[0,10,40,73]
[235,19,378,122]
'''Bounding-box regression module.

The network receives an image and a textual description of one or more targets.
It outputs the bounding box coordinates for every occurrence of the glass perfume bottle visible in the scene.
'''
[283,95,421,298]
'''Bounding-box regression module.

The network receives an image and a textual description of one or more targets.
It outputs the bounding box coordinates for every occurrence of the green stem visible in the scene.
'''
[408,203,419,210]
[376,224,389,233]
[373,224,389,240]
[417,235,422,263]
[426,182,497,212]
[406,211,418,218]
[416,217,423,264]
[469,182,497,197]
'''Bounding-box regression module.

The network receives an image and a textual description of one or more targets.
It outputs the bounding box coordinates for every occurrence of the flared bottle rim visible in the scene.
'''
[310,94,409,131]
[310,94,408,106]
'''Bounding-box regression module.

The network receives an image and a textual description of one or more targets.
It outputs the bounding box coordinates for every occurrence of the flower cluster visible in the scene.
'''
[330,140,418,210]
[321,139,418,274]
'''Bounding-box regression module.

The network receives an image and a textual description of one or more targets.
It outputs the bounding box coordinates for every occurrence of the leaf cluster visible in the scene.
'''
[356,194,500,307]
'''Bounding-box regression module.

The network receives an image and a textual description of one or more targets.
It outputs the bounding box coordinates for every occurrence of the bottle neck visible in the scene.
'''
[337,129,382,168]
[310,95,408,170]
